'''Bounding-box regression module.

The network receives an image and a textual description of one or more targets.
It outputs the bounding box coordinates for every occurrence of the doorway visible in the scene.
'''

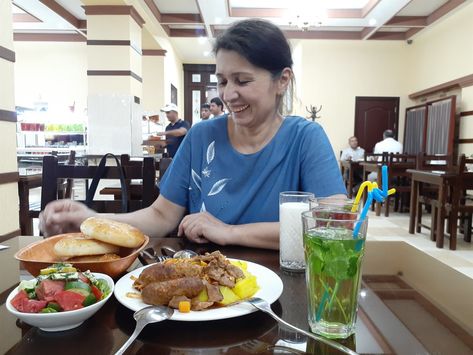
[354,97,399,153]
[183,64,216,126]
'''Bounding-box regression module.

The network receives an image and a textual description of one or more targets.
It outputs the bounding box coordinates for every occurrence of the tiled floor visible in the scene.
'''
[366,210,473,279]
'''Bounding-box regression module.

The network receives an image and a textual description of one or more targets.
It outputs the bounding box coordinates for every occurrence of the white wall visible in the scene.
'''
[293,40,409,156]
[14,42,88,112]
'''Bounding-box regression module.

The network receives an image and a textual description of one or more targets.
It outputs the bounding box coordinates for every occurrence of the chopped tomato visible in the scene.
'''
[78,273,90,284]
[54,290,86,311]
[91,285,102,301]
[11,291,48,313]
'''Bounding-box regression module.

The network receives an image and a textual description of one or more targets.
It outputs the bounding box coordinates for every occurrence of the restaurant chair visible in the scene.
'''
[23,150,76,235]
[415,152,454,241]
[386,153,416,214]
[444,155,473,248]
[40,154,157,216]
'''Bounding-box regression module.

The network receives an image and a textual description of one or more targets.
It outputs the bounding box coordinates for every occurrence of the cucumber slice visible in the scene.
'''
[40,307,58,313]
[82,293,97,307]
[67,288,90,297]
[47,302,62,312]
[65,281,91,293]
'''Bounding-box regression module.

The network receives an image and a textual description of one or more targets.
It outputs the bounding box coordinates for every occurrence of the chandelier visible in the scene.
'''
[287,1,326,31]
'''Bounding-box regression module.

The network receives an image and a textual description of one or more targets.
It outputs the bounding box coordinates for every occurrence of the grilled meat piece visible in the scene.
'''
[191,299,214,311]
[168,295,190,309]
[226,263,245,279]
[134,262,203,290]
[142,277,204,305]
[205,259,236,288]
[204,281,223,302]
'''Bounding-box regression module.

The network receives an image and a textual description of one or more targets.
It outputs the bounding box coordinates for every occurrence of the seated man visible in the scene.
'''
[149,103,190,158]
[341,136,365,162]
[340,136,365,194]
[368,129,403,181]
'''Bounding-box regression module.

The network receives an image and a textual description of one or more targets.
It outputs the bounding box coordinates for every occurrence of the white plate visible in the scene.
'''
[114,259,283,321]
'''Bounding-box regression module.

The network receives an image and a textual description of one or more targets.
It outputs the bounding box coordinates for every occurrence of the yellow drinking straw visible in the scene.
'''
[351,181,396,212]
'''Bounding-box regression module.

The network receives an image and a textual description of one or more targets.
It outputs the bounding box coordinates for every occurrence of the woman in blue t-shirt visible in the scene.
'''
[40,19,346,250]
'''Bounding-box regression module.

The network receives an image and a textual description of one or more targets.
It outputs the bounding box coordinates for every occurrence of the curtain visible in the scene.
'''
[426,99,452,154]
[404,107,426,155]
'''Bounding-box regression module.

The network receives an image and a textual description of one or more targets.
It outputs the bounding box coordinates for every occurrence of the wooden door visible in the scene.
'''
[183,64,216,127]
[354,97,399,153]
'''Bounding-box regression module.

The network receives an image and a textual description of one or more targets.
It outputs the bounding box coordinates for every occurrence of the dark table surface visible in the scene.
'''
[1,236,472,354]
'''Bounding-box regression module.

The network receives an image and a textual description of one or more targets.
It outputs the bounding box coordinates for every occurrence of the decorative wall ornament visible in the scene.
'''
[306,105,322,121]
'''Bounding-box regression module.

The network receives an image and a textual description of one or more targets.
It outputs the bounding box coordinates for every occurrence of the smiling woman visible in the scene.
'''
[39,19,346,251]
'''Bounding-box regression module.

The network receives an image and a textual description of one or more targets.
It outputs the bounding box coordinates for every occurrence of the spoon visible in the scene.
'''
[139,247,198,264]
[247,297,359,355]
[114,305,174,355]
[161,246,198,259]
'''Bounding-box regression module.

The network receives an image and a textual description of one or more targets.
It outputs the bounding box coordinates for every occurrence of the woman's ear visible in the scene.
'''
[277,68,292,95]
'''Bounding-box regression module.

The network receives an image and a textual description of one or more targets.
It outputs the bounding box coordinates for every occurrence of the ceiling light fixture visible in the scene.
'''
[287,0,326,31]
[369,18,377,26]
[198,36,207,44]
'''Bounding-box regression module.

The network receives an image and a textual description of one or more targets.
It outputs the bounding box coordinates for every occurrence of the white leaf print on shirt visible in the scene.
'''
[206,141,215,165]
[200,201,206,212]
[191,169,201,191]
[208,178,230,196]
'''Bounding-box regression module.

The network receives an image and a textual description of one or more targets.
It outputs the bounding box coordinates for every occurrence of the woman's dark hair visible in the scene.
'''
[213,19,293,77]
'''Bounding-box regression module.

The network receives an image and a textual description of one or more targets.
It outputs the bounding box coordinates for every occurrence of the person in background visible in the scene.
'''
[341,136,364,162]
[201,103,211,120]
[39,19,345,250]
[209,97,225,118]
[368,129,403,181]
[149,103,190,158]
[340,136,365,194]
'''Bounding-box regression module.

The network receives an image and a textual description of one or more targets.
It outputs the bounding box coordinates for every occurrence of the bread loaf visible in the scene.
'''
[54,235,119,258]
[80,217,145,248]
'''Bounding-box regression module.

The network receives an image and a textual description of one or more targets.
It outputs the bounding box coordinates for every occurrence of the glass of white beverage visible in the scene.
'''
[279,191,314,272]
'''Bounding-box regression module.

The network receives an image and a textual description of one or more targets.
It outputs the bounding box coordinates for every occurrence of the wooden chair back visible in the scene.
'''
[416,152,454,171]
[40,154,157,213]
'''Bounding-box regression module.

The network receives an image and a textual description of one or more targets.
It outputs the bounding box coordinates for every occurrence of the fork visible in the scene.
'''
[247,297,359,355]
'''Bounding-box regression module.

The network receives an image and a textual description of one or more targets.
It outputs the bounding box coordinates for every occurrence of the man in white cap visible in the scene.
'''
[150,103,190,158]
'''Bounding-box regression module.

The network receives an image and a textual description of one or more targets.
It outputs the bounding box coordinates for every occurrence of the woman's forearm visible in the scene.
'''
[229,222,279,250]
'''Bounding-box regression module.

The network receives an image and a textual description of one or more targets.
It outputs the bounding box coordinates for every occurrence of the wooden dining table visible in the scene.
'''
[2,235,472,354]
[407,169,459,249]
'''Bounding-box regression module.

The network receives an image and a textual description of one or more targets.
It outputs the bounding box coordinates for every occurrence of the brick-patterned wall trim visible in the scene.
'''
[83,5,145,27]
[0,110,17,123]
[0,46,15,62]
[0,172,19,185]
[87,70,143,83]
[142,49,167,56]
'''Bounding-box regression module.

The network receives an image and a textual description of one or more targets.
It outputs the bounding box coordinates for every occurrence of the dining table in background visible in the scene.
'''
[407,169,459,249]
[1,235,473,354]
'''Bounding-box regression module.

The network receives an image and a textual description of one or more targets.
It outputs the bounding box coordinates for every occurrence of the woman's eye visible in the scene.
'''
[217,81,226,87]
[237,79,250,85]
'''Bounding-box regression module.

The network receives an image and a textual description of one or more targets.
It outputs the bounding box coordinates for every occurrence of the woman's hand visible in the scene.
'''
[177,212,232,245]
[39,200,96,237]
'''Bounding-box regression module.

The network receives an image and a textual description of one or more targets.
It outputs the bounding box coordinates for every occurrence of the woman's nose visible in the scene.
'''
[221,83,238,103]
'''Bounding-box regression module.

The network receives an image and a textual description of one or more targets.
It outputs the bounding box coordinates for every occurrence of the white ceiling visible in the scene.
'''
[10,0,472,62]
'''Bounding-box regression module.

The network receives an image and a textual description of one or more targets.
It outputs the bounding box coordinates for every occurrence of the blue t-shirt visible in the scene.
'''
[160,115,346,224]
[165,119,190,158]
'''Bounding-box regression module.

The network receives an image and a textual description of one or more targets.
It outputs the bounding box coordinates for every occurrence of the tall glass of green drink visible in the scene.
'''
[302,208,368,339]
